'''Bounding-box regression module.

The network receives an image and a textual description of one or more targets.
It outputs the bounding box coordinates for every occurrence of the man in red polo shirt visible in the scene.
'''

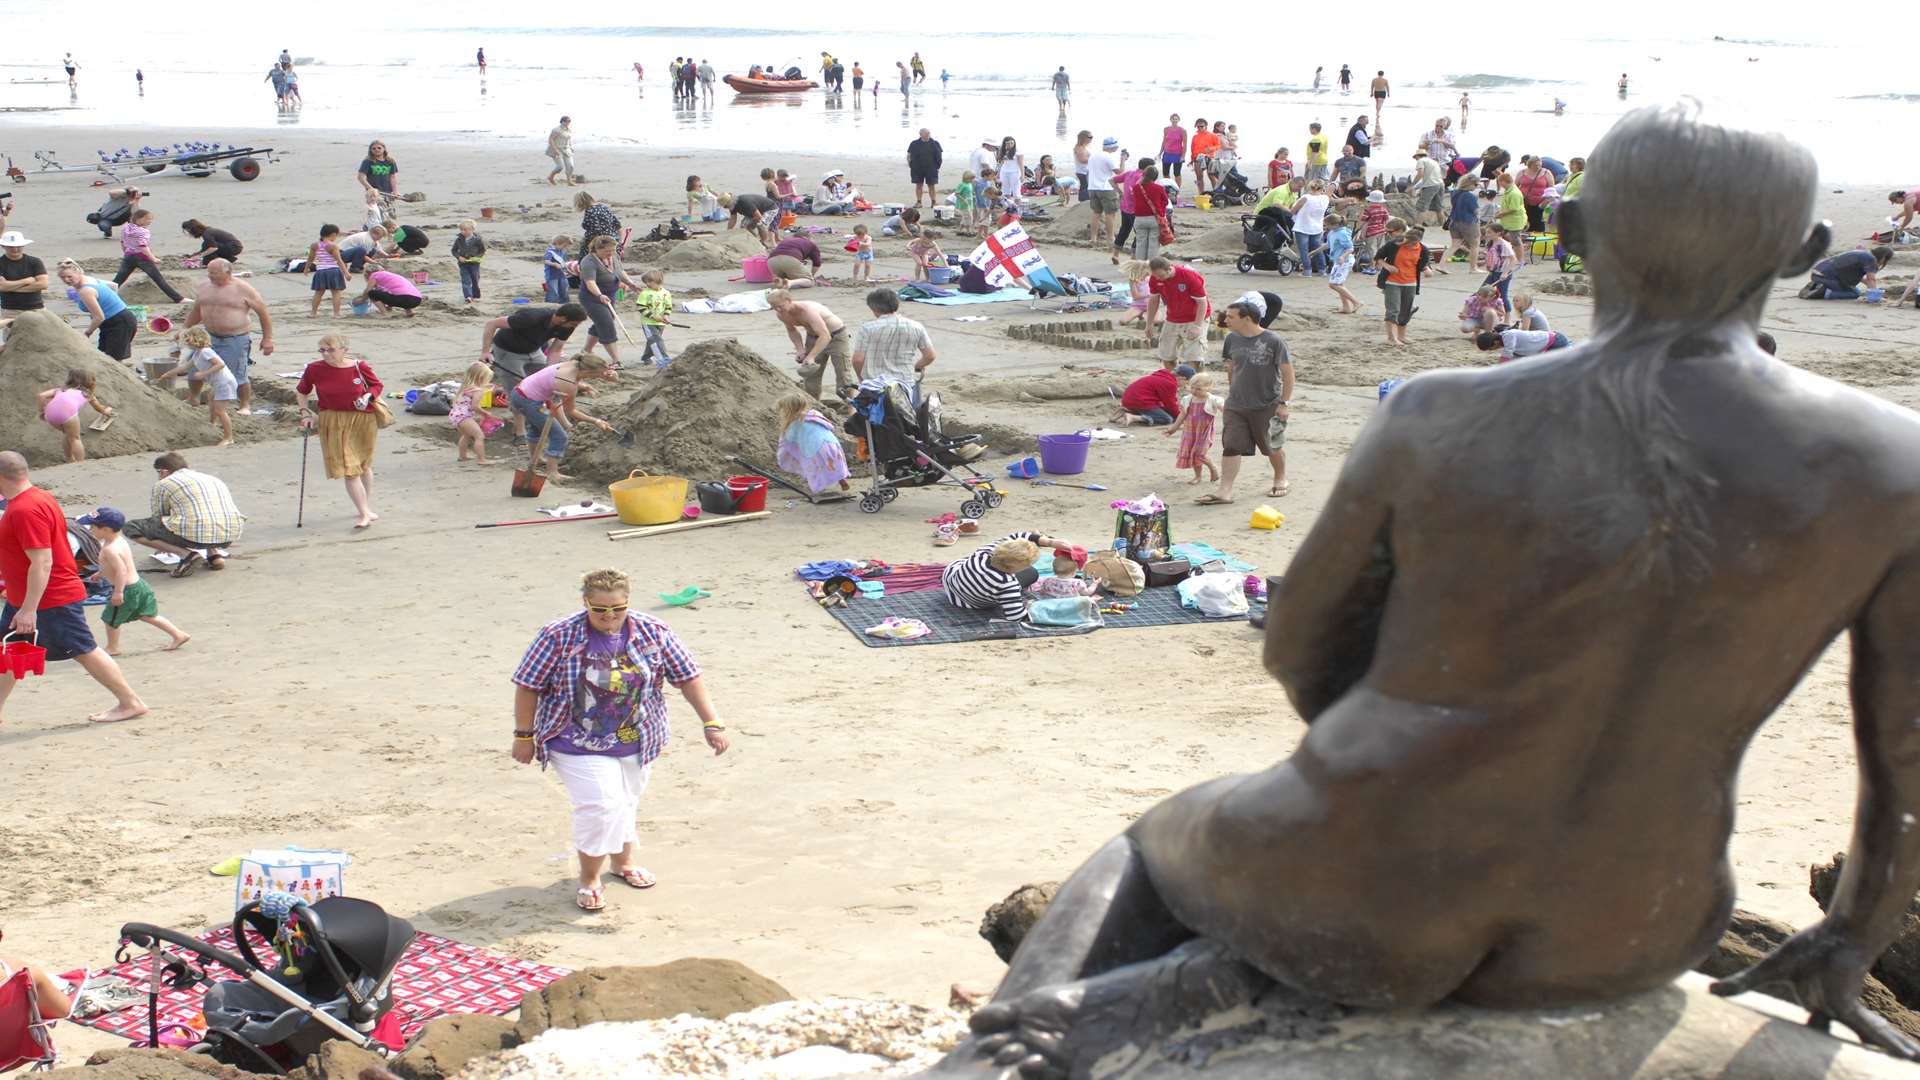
[0,451,146,724]
[1142,256,1210,369]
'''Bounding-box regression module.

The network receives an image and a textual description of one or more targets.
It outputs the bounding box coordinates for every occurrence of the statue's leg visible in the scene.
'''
[930,938,1273,1080]
[997,835,1194,1000]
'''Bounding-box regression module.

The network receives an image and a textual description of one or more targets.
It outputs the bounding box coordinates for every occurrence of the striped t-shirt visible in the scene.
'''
[942,531,1042,619]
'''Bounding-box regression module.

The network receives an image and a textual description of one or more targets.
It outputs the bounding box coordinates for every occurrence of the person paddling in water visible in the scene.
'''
[926,103,1920,1078]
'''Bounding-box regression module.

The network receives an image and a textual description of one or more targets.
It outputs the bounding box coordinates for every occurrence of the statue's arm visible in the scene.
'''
[1263,407,1398,722]
[1831,550,1920,955]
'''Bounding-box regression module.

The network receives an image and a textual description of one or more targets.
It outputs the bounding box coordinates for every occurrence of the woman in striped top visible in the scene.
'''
[942,531,1074,620]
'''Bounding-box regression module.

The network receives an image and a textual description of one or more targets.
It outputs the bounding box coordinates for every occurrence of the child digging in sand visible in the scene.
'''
[309,224,347,317]
[161,326,236,447]
[1166,371,1222,483]
[774,393,850,494]
[82,507,190,654]
[39,369,113,463]
[450,361,504,464]
[908,230,945,282]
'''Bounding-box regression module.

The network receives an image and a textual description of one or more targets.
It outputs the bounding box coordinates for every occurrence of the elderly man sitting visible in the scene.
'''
[122,452,245,577]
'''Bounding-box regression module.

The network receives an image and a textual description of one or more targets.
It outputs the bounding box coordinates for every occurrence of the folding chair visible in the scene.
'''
[0,967,60,1072]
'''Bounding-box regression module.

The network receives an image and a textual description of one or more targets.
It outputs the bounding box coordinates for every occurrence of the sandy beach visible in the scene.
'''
[4,119,1918,1060]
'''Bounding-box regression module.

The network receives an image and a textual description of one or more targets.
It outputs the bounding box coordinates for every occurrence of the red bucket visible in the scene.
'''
[725,475,769,513]
[2,632,46,679]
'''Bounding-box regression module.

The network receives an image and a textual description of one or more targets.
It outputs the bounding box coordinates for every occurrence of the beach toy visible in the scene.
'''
[1378,378,1406,400]
[609,469,688,526]
[511,297,530,304]
[2,631,46,679]
[1006,456,1039,479]
[404,389,422,404]
[1196,194,1213,212]
[1866,288,1886,304]
[1037,432,1092,476]
[410,270,430,284]
[1250,506,1285,530]
[725,474,770,513]
[209,856,243,877]
[350,302,371,316]
[926,266,955,285]
[145,313,169,331]
[741,255,773,283]
[658,586,712,607]
[129,305,149,324]
[480,207,495,220]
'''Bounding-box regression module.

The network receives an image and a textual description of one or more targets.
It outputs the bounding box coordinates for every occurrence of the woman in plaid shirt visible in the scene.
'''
[510,568,729,913]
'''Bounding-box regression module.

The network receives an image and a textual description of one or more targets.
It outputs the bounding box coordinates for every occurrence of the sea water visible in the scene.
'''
[3,8,1913,185]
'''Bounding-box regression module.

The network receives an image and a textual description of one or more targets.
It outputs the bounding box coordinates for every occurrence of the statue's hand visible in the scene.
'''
[1710,923,1920,1061]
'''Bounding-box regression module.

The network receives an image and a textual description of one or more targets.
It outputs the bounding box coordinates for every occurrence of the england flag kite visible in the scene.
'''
[967,220,1068,296]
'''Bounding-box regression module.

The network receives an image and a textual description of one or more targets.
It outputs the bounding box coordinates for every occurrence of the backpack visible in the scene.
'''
[406,390,453,416]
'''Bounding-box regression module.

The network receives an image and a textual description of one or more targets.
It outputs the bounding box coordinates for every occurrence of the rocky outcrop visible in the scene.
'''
[52,1048,255,1080]
[977,882,1059,963]
[513,959,792,1044]
[391,1015,520,1080]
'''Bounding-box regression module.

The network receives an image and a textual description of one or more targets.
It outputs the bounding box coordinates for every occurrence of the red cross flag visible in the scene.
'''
[967,221,1066,294]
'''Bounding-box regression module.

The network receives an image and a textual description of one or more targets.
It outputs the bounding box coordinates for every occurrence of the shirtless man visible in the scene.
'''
[929,106,1920,1077]
[767,288,851,403]
[181,259,273,415]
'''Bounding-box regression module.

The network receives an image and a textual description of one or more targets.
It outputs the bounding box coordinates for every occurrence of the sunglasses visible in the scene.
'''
[585,603,629,615]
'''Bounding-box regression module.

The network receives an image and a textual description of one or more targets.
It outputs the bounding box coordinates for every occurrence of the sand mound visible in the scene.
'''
[662,231,768,272]
[0,311,230,466]
[565,338,828,485]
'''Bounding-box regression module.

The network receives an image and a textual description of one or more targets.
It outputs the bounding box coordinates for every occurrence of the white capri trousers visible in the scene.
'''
[549,751,653,857]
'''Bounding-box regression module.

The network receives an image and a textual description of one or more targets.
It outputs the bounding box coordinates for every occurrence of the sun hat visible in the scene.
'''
[78,507,127,530]
[1366,190,1387,203]
[1102,137,1119,149]
[0,231,32,247]
[821,169,844,182]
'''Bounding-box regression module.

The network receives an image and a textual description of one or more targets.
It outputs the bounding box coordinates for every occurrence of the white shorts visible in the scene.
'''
[549,752,652,857]
[1327,258,1352,286]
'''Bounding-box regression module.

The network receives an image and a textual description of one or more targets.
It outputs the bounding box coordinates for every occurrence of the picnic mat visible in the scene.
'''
[76,925,571,1043]
[903,287,1036,306]
[822,583,1263,648]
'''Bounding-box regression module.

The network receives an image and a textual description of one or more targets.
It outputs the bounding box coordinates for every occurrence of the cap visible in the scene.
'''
[78,506,126,530]
[1175,364,1198,378]
[1366,190,1387,203]
[0,231,32,247]
[1102,137,1119,149]
[1233,291,1267,316]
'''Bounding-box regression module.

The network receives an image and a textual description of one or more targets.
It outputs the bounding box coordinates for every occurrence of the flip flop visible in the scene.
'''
[616,867,657,890]
[170,552,202,578]
[576,886,605,911]
[1194,493,1234,505]
[1269,483,1293,497]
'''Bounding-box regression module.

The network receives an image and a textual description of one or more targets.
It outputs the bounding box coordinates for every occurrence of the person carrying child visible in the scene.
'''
[635,269,673,369]
[308,224,347,317]
[450,361,504,464]
[1167,371,1222,483]
[160,326,237,446]
[848,224,874,284]
[545,231,572,303]
[38,369,113,463]
[774,393,851,494]
[1029,546,1100,599]
[452,219,486,304]
[79,507,190,654]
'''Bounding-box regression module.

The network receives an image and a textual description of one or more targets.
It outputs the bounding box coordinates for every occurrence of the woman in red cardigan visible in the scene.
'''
[295,333,384,529]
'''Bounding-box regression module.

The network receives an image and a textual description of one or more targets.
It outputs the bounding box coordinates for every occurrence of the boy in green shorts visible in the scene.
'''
[81,507,190,655]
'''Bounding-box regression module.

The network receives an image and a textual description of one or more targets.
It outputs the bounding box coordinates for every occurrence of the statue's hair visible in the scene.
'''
[1583,102,1816,324]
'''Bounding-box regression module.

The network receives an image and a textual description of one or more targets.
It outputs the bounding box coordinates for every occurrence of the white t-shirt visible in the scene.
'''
[1292,194,1330,236]
[969,146,997,184]
[1500,328,1558,359]
[1087,151,1120,192]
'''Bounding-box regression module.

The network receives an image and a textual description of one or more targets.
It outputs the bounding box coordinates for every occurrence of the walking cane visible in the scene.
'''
[296,427,311,528]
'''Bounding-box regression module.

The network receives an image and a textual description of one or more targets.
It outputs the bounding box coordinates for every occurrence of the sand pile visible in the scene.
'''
[0,311,229,466]
[565,337,831,485]
[662,230,767,272]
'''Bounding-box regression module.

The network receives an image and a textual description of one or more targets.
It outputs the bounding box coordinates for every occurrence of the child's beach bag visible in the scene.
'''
[235,847,350,910]
[1085,551,1145,597]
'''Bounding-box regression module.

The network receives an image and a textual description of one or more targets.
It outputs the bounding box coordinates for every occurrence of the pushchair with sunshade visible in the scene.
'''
[1209,167,1258,207]
[118,893,414,1075]
[1236,210,1301,276]
[842,379,1002,519]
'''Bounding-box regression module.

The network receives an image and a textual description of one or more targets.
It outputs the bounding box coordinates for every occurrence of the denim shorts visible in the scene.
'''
[209,333,252,385]
[509,387,567,457]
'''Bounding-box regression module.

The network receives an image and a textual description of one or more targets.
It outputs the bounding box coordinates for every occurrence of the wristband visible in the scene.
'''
[703,722,726,732]
[513,729,535,737]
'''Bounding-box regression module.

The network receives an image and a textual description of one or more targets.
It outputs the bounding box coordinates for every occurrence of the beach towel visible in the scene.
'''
[815,582,1261,647]
[679,289,771,314]
[902,287,1036,306]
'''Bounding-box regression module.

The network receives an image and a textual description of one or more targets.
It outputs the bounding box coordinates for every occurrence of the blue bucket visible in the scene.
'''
[1006,456,1039,479]
[1037,433,1092,475]
[927,266,955,285]
[1378,378,1406,400]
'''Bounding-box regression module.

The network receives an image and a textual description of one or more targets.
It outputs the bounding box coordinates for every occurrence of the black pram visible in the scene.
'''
[842,380,1001,519]
[1209,168,1258,207]
[1236,209,1301,276]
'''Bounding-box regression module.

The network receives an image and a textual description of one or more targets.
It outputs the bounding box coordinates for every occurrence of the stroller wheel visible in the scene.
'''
[880,486,900,503]
[982,490,1004,509]
[1277,255,1300,277]
[859,493,885,514]
[1236,255,1255,274]
[959,499,987,520]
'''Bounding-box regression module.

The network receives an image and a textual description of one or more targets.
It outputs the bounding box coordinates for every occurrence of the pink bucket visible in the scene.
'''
[741,255,773,284]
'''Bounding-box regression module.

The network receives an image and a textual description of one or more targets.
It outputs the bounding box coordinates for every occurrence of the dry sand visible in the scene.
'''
[3,122,1917,1059]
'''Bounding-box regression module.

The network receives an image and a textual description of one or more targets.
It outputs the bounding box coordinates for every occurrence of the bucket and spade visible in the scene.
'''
[2,631,47,679]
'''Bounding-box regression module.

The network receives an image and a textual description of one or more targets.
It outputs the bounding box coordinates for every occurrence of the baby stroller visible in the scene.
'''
[1210,168,1258,208]
[119,894,415,1074]
[843,380,1003,518]
[1236,210,1301,276]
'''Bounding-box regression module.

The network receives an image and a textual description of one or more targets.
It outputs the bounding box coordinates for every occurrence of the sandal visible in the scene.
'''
[205,553,226,571]
[170,552,202,578]
[1269,482,1293,497]
[1194,493,1234,505]
[616,867,657,890]
[576,886,605,911]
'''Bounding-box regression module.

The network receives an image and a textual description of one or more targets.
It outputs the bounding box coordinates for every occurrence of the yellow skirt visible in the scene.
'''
[317,409,379,479]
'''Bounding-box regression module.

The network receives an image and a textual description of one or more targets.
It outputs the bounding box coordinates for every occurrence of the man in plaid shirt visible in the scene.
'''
[851,288,936,391]
[122,452,245,575]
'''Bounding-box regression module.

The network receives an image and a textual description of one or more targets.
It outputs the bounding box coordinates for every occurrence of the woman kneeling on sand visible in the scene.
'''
[511,568,730,913]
